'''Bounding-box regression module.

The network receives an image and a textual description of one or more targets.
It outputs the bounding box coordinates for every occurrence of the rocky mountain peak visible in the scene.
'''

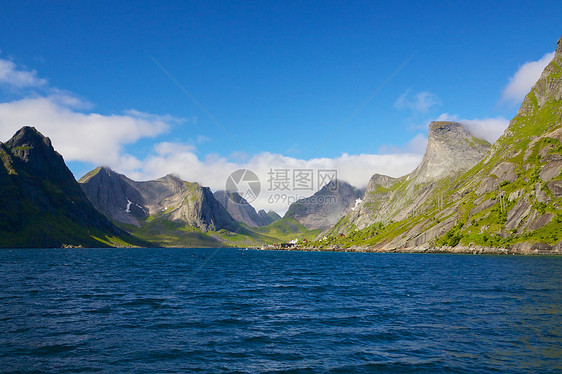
[214,190,275,227]
[98,166,113,175]
[80,167,239,233]
[259,209,281,223]
[284,180,364,230]
[429,120,462,135]
[408,121,490,184]
[5,126,72,182]
[79,166,126,183]
[6,126,51,149]
[0,126,129,247]
[367,173,397,191]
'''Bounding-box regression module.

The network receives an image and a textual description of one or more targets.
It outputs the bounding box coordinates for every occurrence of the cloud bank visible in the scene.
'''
[0,58,47,88]
[501,51,554,104]
[0,95,174,170]
[0,57,424,214]
[436,113,509,144]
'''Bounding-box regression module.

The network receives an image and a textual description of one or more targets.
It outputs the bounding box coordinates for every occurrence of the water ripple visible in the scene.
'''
[0,249,560,373]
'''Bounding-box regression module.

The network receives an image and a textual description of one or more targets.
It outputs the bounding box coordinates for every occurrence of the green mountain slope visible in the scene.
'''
[79,166,315,247]
[313,35,562,254]
[0,127,147,248]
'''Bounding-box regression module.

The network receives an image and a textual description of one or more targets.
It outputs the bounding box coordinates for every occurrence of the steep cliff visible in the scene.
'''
[338,122,490,231]
[214,190,273,227]
[80,168,239,233]
[0,127,142,248]
[322,35,562,254]
[284,180,365,230]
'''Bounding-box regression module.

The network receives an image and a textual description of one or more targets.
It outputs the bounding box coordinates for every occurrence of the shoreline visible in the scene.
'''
[2,243,561,255]
[266,242,562,256]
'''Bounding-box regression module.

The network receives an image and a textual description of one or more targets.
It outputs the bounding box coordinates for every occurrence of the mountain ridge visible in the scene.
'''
[315,34,562,254]
[0,127,144,248]
[334,121,491,231]
[80,166,239,233]
[214,190,279,227]
[284,180,365,230]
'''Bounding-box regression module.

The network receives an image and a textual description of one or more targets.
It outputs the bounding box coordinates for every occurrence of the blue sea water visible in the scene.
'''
[0,248,561,373]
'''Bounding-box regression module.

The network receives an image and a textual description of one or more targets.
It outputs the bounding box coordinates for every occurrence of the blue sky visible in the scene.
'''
[0,1,560,212]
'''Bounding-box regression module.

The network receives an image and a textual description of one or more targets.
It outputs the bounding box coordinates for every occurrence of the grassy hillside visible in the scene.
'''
[118,213,319,248]
[305,38,562,252]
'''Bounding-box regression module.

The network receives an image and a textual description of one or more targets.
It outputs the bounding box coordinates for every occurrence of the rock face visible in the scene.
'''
[328,34,562,253]
[340,122,491,231]
[258,209,281,225]
[284,180,364,230]
[408,121,490,184]
[80,167,238,233]
[214,190,276,227]
[79,167,147,226]
[0,127,129,248]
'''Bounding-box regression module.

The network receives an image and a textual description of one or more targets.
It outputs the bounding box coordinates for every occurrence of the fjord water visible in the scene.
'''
[0,249,560,373]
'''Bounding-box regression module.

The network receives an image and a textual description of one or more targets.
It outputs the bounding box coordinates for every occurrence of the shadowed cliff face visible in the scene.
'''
[0,127,128,248]
[214,190,279,227]
[80,167,239,233]
[284,180,365,230]
[79,167,147,226]
[258,209,281,224]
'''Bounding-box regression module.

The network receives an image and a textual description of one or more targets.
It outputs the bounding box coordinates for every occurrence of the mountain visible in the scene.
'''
[284,180,365,230]
[321,34,562,254]
[214,190,275,227]
[80,167,239,233]
[336,121,491,231]
[79,167,320,246]
[79,167,147,226]
[258,209,281,225]
[0,127,143,248]
[408,122,491,184]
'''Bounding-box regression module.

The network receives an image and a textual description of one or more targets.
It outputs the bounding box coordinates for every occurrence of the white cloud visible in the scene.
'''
[501,51,554,104]
[0,59,180,168]
[154,141,195,155]
[436,113,509,143]
[0,58,47,88]
[0,57,424,215]
[118,143,422,214]
[394,90,441,114]
[0,95,175,167]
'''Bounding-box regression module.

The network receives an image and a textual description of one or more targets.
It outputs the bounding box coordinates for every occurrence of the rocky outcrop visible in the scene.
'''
[321,34,562,253]
[80,167,239,233]
[258,209,281,225]
[79,167,147,226]
[284,180,364,230]
[408,121,490,184]
[214,190,273,227]
[0,127,133,248]
[339,122,491,232]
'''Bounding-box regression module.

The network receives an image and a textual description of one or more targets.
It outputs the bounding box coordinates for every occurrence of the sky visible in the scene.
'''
[0,1,561,213]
